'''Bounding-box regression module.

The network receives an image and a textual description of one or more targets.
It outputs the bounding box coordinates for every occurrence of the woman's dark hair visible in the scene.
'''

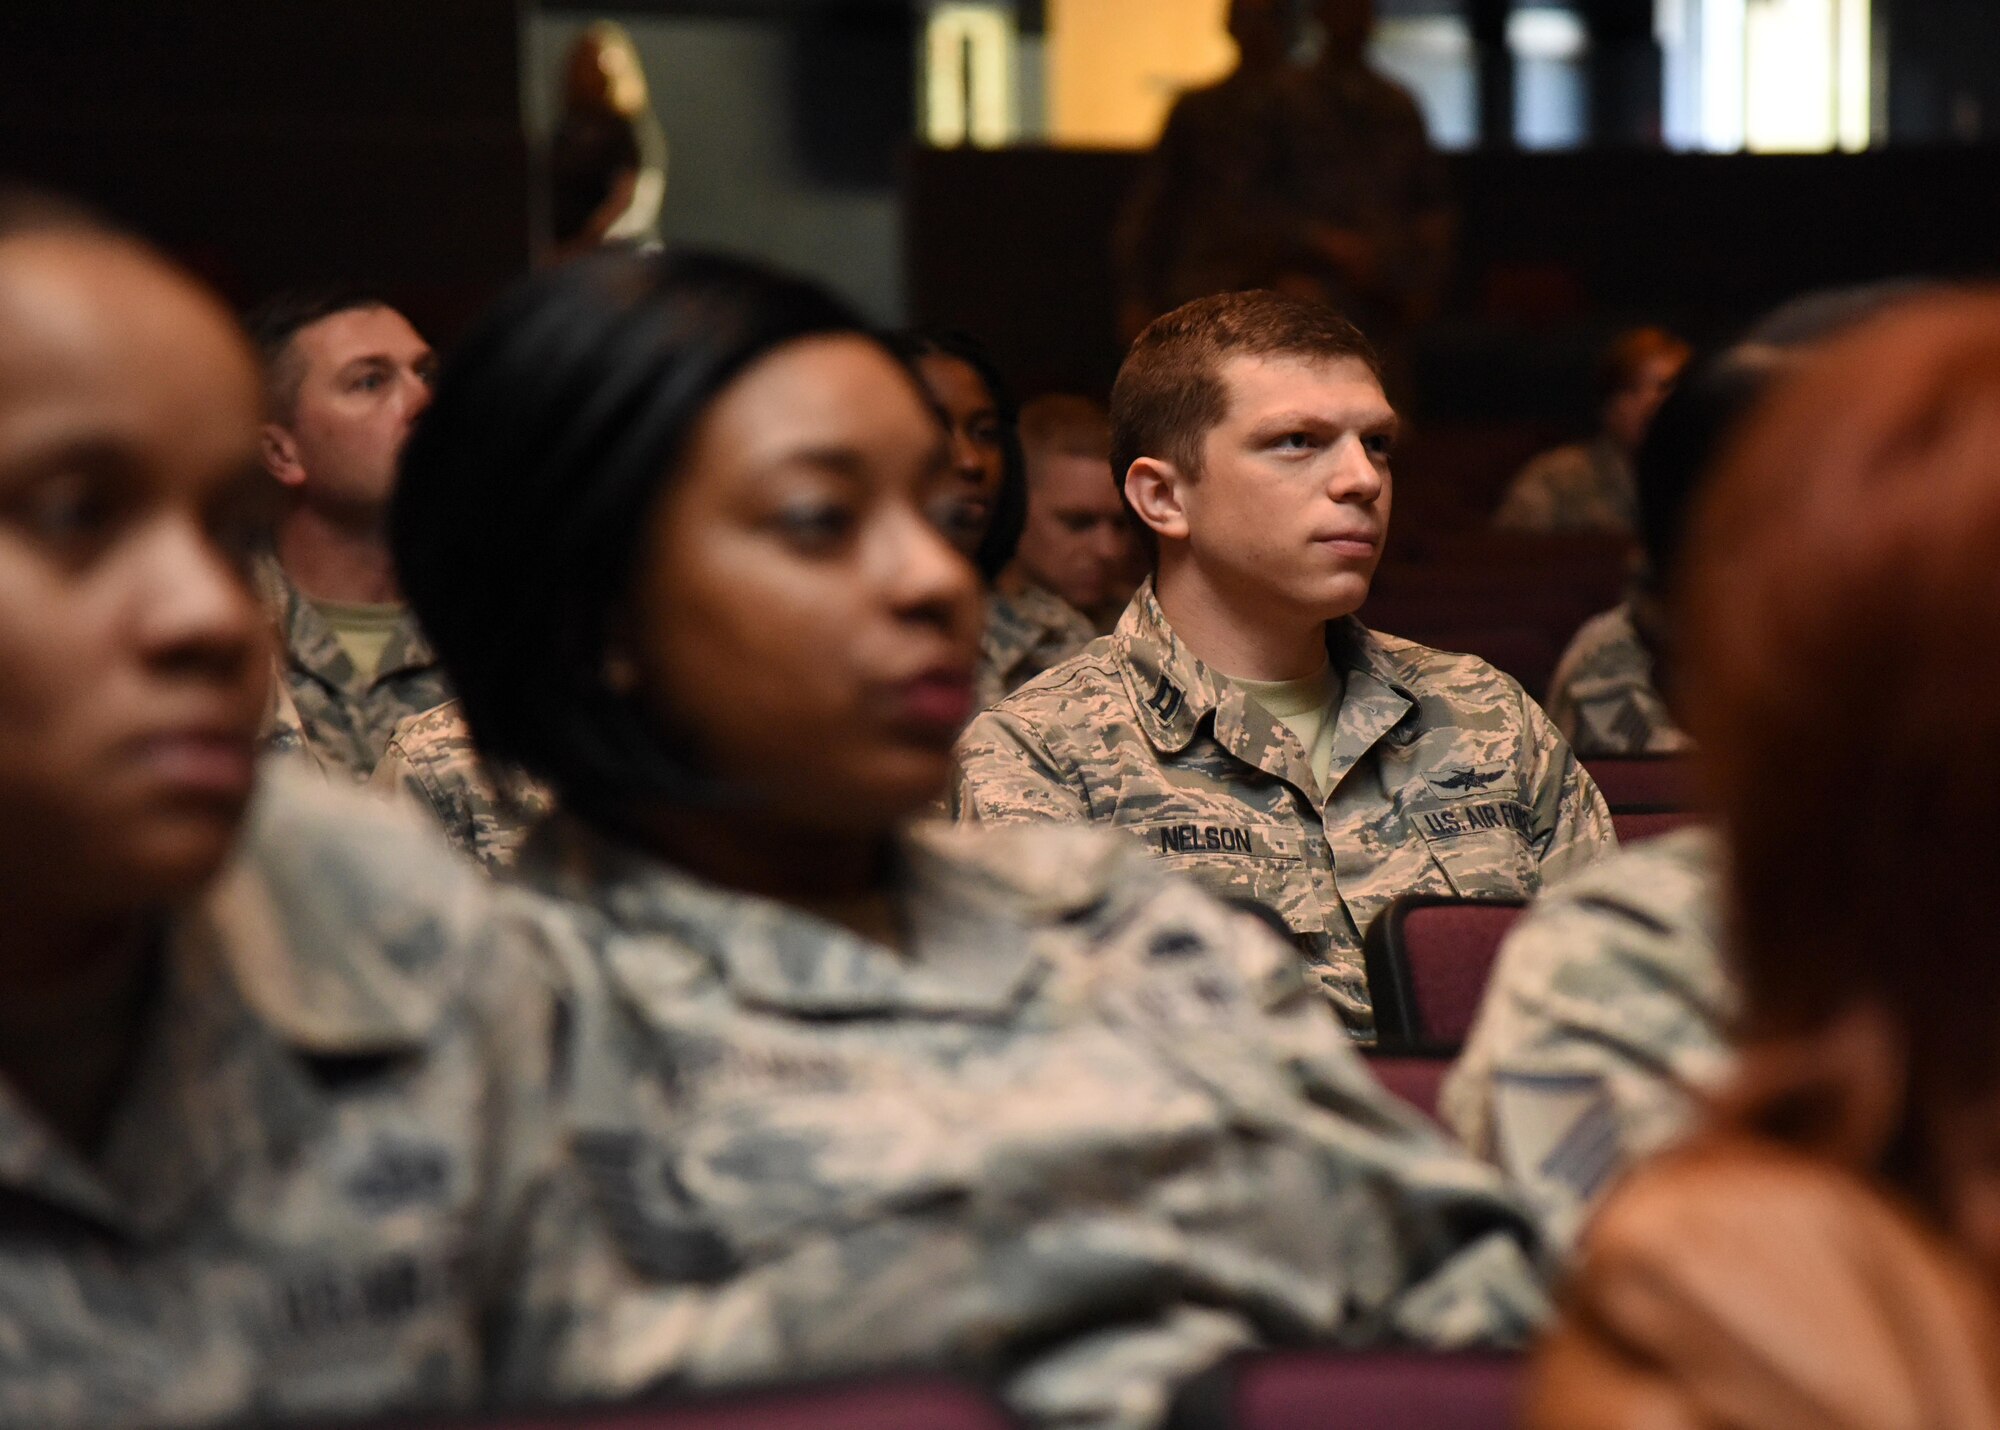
[392,248,891,819]
[886,327,1026,581]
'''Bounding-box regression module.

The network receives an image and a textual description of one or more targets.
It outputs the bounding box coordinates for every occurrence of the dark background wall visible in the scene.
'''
[0,0,530,343]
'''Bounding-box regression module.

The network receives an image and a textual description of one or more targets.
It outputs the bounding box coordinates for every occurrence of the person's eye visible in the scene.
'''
[7,473,120,555]
[771,502,858,553]
[1272,431,1318,452]
[969,421,1002,449]
[1363,432,1396,460]
[1059,514,1095,534]
[350,371,387,393]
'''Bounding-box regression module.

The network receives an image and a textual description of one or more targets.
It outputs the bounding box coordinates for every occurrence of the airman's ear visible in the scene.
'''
[261,423,306,488]
[1124,457,1191,544]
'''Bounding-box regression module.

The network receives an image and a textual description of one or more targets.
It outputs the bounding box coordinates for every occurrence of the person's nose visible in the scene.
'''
[1328,435,1386,505]
[400,367,434,428]
[130,515,262,681]
[948,425,984,481]
[885,500,982,638]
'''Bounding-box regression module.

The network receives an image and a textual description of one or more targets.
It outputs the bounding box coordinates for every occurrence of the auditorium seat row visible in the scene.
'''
[346,1355,1526,1429]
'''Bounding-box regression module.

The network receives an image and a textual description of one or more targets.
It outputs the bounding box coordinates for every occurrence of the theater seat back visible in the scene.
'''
[1363,896,1524,1053]
[1584,756,1693,812]
[1170,1350,1522,1430]
[343,1377,1018,1430]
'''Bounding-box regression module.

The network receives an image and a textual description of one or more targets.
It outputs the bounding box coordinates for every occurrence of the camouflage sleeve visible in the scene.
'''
[1090,862,1553,1350]
[949,706,1093,824]
[370,735,481,862]
[1517,690,1617,882]
[1438,835,1733,1256]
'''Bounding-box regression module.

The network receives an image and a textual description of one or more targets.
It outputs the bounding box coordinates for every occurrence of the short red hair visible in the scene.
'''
[1682,291,2000,1108]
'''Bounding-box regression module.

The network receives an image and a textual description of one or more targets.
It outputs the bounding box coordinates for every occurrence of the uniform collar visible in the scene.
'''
[519,816,1127,1022]
[257,554,438,691]
[1114,580,1420,797]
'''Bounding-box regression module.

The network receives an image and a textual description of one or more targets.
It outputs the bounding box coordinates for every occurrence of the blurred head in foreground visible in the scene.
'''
[395,251,982,853]
[0,190,268,933]
[1684,291,2000,1221]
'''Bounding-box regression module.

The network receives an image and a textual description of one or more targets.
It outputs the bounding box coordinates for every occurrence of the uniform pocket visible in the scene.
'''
[1124,819,1328,935]
[1409,797,1538,899]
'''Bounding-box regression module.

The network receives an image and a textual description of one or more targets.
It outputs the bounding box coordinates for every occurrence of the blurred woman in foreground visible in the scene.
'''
[1529,294,2000,1428]
[393,249,1548,1428]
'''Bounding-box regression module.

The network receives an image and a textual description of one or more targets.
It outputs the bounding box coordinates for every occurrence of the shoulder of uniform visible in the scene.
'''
[1532,825,1722,940]
[1363,625,1527,702]
[986,637,1126,719]
[207,760,496,1054]
[387,697,473,752]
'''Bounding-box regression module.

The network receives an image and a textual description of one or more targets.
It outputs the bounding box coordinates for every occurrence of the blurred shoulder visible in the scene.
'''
[213,758,502,1050]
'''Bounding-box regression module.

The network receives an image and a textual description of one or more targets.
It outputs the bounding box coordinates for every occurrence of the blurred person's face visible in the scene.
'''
[1134,353,1394,625]
[1605,350,1687,453]
[1228,0,1289,68]
[1016,451,1138,613]
[623,336,982,833]
[0,235,270,937]
[914,352,1005,560]
[1317,0,1377,66]
[263,305,435,519]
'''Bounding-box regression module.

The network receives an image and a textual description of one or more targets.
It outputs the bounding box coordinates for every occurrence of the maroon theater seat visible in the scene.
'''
[1364,1054,1449,1121]
[344,1377,1018,1430]
[1169,1349,1523,1430]
[1584,756,1694,813]
[1611,807,1700,844]
[1362,896,1524,1054]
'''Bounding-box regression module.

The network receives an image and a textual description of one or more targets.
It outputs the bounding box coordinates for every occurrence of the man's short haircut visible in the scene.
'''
[1110,290,1381,484]
[243,286,395,421]
[1019,394,1111,474]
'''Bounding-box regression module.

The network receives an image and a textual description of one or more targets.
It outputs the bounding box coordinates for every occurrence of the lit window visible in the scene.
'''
[1660,0,1872,152]
[925,3,1019,148]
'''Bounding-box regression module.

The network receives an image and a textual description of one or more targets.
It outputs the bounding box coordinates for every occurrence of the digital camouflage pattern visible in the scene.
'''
[504,817,1551,1429]
[1440,826,1732,1255]
[0,762,569,1428]
[259,675,326,775]
[1544,602,1690,760]
[976,581,1101,712]
[950,583,1617,1036]
[372,699,556,874]
[1492,438,1637,538]
[257,557,456,781]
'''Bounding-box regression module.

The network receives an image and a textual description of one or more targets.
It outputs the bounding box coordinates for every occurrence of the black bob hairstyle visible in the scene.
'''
[392,248,916,820]
[885,327,1026,582]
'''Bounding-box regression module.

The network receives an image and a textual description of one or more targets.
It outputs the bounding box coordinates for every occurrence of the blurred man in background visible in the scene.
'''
[250,291,453,779]
[1495,326,1690,536]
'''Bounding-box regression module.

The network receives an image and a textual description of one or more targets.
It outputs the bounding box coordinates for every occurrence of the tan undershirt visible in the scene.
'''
[1228,662,1344,800]
[311,598,404,686]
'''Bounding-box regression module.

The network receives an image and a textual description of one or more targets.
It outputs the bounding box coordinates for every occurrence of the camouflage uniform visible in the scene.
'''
[503,816,1550,1429]
[0,763,568,1428]
[371,700,555,875]
[976,582,1100,712]
[1492,439,1637,537]
[950,583,1617,1036]
[1439,826,1731,1255]
[260,676,327,776]
[257,558,455,781]
[1544,602,1689,760]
